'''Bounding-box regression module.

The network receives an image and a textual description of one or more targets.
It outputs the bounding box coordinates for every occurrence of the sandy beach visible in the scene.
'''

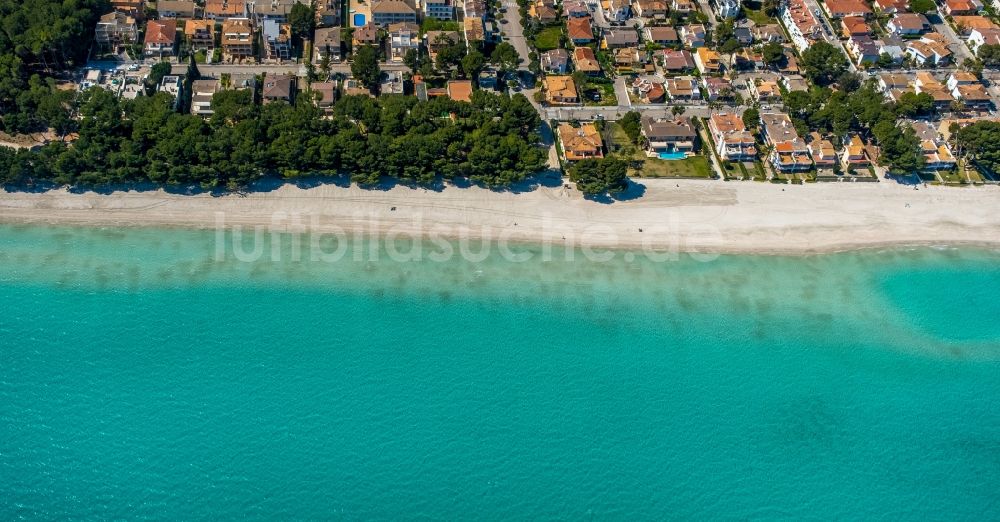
[1,179,999,254]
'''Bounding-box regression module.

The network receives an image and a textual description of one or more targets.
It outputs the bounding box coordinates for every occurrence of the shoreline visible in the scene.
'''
[2,179,1000,255]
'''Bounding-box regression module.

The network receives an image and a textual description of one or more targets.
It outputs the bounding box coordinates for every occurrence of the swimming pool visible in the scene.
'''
[353,13,366,26]
[658,151,687,160]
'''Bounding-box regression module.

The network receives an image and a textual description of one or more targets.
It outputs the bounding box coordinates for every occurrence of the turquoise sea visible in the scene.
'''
[1,224,1000,520]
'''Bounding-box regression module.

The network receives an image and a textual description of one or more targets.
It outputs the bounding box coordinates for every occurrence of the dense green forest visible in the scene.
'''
[0,88,548,188]
[0,0,547,189]
[0,0,108,134]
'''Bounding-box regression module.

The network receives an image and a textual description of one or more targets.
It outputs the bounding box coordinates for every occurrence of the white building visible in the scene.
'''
[714,0,741,19]
[423,0,455,19]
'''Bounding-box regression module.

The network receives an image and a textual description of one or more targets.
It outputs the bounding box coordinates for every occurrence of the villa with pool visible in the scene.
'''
[641,116,696,159]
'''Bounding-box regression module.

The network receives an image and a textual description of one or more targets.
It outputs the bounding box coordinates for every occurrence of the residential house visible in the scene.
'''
[664,76,700,100]
[904,33,953,66]
[112,0,145,19]
[641,117,696,153]
[424,0,455,19]
[878,41,905,63]
[262,20,292,60]
[344,78,373,96]
[254,0,302,23]
[313,27,343,63]
[694,47,721,74]
[317,0,341,26]
[388,22,420,63]
[734,26,753,45]
[605,0,632,22]
[947,70,979,91]
[426,31,460,62]
[602,29,639,48]
[748,78,781,102]
[645,26,679,45]
[158,0,197,17]
[807,133,837,168]
[185,20,215,51]
[159,75,183,109]
[463,17,485,43]
[702,76,732,100]
[951,15,998,35]
[613,47,643,73]
[848,35,880,65]
[734,48,764,70]
[761,112,812,172]
[911,122,957,170]
[886,13,929,35]
[947,71,991,107]
[823,0,872,18]
[544,75,580,105]
[464,0,488,19]
[968,27,1000,52]
[656,49,695,72]
[781,0,822,52]
[753,24,785,43]
[953,82,991,107]
[633,0,668,17]
[840,135,870,170]
[353,23,380,47]
[309,81,338,111]
[567,17,595,44]
[262,74,295,103]
[672,0,695,13]
[873,0,908,13]
[715,0,741,19]
[573,46,602,74]
[190,79,220,116]
[841,16,871,37]
[564,0,592,16]
[144,19,178,57]
[708,113,756,161]
[681,24,706,48]
[914,71,953,108]
[631,77,666,102]
[943,0,982,15]
[541,48,571,73]
[205,0,247,20]
[530,0,559,23]
[781,74,809,92]
[221,18,255,59]
[559,123,603,161]
[878,72,913,100]
[371,0,418,25]
[920,139,957,170]
[380,70,405,94]
[95,12,138,53]
[447,80,474,102]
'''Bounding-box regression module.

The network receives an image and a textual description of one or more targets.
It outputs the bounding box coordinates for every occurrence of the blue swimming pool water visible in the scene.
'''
[353,13,366,26]
[658,151,687,160]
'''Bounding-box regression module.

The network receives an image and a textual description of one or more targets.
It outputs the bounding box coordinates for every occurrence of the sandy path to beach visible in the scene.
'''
[1,179,999,253]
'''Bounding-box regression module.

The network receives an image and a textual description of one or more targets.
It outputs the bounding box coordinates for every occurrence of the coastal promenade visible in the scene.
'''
[2,180,999,254]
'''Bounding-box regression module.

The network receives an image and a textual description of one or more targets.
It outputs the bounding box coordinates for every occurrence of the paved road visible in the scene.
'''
[797,0,858,73]
[695,0,719,27]
[499,0,532,71]
[168,62,411,76]
[932,16,974,65]
[540,104,746,120]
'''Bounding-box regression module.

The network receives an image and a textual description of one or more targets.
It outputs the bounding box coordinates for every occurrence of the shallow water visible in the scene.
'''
[1,225,999,519]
